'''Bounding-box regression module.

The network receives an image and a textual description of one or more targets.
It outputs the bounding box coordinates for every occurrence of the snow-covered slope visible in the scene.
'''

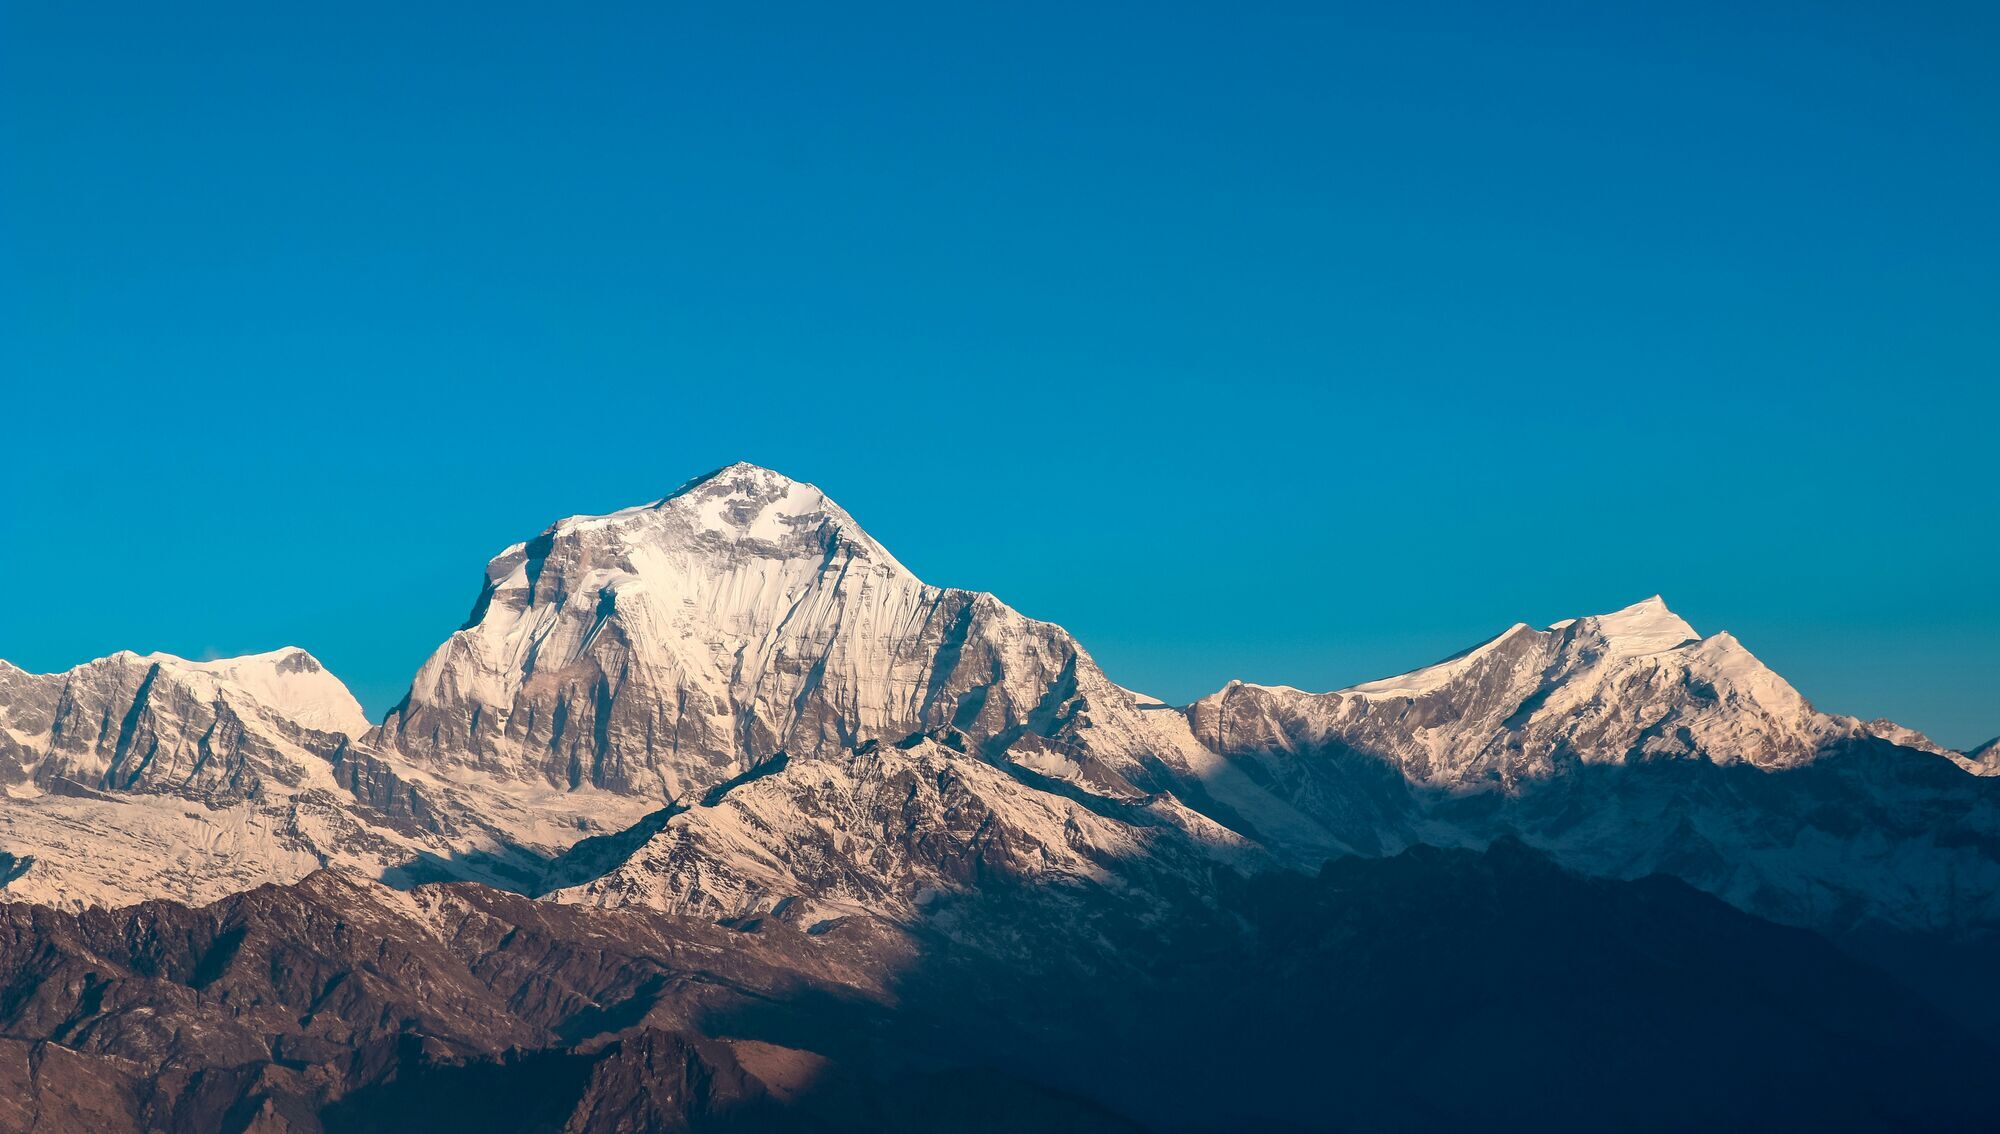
[1953,735,2000,775]
[0,647,366,795]
[1188,596,1913,788]
[374,463,1180,813]
[1176,597,2000,933]
[549,733,1254,931]
[0,649,555,909]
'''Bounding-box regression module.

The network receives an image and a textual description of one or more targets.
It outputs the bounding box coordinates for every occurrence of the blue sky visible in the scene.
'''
[3,2,1995,746]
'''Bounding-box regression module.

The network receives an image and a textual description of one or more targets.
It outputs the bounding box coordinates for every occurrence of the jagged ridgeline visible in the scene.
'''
[3,462,1997,1131]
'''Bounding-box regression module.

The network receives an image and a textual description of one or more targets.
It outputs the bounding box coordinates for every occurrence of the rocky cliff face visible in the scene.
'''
[0,649,569,909]
[0,650,412,909]
[0,466,1221,914]
[374,463,1178,811]
[0,648,367,797]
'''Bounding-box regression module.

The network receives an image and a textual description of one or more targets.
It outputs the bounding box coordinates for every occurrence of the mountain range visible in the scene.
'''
[3,462,1996,1132]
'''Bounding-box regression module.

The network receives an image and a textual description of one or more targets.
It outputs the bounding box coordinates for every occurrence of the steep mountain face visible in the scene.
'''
[0,650,559,909]
[374,463,1179,820]
[0,650,385,908]
[0,648,368,794]
[0,466,1224,915]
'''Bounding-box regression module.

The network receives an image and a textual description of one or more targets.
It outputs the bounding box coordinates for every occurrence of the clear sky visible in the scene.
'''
[3,2,1995,747]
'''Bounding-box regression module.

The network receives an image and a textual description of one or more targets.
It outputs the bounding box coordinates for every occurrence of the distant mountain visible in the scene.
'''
[0,649,425,908]
[1961,734,2000,774]
[1186,594,1958,785]
[0,647,368,790]
[3,462,1998,1129]
[0,648,600,908]
[1175,595,2000,934]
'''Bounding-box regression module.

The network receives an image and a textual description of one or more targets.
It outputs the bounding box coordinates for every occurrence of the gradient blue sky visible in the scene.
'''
[3,2,1996,746]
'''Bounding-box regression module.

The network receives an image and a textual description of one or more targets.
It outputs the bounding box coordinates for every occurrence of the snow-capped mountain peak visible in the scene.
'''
[1189,595,1846,787]
[666,461,834,536]
[376,463,1169,809]
[0,646,408,908]
[1341,596,1699,702]
[536,462,913,578]
[144,647,371,738]
[1565,594,1700,657]
[1,646,369,757]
